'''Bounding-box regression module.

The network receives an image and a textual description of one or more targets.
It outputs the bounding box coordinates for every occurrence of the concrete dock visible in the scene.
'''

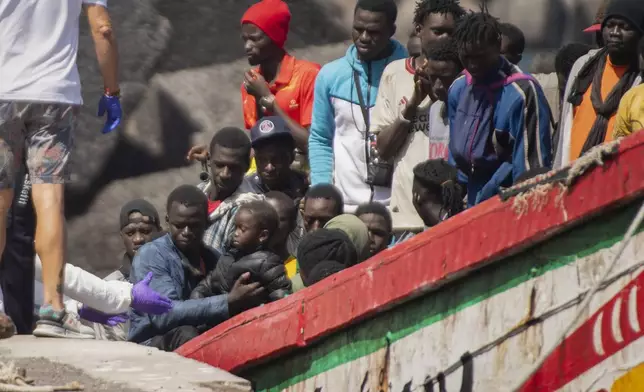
[0,336,251,392]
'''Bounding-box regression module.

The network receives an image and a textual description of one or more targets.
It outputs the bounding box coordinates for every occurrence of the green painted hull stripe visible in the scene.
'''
[245,204,642,391]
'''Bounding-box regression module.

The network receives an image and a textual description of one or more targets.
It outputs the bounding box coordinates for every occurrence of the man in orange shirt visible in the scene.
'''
[554,0,644,168]
[188,0,320,172]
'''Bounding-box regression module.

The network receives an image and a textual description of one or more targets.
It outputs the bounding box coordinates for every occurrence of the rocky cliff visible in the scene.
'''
[67,0,602,274]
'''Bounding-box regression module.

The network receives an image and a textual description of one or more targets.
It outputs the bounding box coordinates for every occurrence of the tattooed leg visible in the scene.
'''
[32,183,67,311]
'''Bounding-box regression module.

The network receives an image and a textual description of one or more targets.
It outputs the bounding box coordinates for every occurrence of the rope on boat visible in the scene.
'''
[511,140,621,219]
[407,256,644,392]
[510,199,644,391]
[0,362,84,392]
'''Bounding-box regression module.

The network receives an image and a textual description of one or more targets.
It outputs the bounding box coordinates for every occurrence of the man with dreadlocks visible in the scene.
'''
[412,160,463,229]
[554,0,644,169]
[448,7,553,207]
[370,0,464,235]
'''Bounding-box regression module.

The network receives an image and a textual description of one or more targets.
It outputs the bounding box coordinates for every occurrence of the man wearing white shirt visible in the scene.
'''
[370,0,464,234]
[0,0,122,338]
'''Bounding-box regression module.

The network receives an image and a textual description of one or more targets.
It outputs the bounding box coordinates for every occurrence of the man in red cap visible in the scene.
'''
[187,0,320,173]
[240,0,320,172]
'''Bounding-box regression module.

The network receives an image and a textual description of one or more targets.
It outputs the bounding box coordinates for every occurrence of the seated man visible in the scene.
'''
[412,159,464,228]
[92,199,164,341]
[198,127,264,253]
[129,185,265,352]
[265,191,299,278]
[238,116,308,200]
[301,184,344,233]
[355,202,393,257]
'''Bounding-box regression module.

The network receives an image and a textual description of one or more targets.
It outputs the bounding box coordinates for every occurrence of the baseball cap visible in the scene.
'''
[250,116,294,147]
[583,24,601,33]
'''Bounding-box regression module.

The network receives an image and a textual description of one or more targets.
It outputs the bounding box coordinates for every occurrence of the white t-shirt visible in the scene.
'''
[0,0,107,105]
[371,58,450,231]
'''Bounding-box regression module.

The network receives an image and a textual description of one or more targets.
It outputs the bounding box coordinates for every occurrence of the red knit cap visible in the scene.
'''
[241,0,291,48]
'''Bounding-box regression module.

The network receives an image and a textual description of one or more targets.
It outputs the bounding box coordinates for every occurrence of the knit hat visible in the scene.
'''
[306,260,346,286]
[323,214,371,263]
[241,0,291,48]
[601,0,644,35]
[297,229,358,282]
[119,199,160,229]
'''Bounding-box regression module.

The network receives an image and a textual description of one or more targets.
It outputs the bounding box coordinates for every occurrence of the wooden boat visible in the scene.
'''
[177,131,644,392]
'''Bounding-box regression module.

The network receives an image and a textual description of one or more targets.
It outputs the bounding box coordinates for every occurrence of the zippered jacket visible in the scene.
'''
[448,59,553,206]
[309,41,408,212]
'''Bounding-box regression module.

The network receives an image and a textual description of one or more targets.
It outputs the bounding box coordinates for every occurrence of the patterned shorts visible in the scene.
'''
[0,102,76,189]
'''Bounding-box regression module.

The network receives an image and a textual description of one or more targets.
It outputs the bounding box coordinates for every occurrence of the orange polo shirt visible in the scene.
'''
[241,54,321,131]
[570,59,627,161]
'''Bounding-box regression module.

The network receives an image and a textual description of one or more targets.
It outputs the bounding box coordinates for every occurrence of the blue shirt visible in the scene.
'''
[128,234,228,344]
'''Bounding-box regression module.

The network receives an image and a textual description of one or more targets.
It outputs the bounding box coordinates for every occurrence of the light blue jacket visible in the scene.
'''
[309,41,407,211]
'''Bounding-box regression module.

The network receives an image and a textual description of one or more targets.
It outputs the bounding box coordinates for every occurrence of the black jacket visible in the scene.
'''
[190,250,291,301]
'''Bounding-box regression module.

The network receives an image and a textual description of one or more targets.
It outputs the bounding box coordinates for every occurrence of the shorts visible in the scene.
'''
[0,102,76,189]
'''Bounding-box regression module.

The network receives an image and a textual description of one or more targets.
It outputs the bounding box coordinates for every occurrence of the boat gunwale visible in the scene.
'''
[176,131,644,374]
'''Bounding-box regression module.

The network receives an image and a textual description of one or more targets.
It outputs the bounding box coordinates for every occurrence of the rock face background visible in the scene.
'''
[68,0,601,274]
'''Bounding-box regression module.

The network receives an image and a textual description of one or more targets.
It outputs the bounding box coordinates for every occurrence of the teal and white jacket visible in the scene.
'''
[308,40,408,212]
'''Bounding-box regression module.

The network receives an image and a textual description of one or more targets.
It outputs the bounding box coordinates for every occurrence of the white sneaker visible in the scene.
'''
[33,306,95,339]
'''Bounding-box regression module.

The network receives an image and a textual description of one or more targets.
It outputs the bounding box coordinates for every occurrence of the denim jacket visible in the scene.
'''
[128,234,228,344]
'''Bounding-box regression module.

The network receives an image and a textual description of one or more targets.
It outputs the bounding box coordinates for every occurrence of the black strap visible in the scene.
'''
[353,70,370,131]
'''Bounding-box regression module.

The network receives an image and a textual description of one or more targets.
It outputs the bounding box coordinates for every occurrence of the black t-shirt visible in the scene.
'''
[238,170,308,200]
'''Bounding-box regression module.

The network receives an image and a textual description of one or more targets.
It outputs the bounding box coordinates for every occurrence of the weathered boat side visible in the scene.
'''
[177,132,644,392]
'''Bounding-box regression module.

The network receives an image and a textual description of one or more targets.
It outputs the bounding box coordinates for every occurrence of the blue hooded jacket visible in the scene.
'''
[308,40,407,210]
[447,58,553,207]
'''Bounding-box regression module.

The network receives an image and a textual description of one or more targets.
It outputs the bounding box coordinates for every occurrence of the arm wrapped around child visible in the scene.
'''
[190,251,291,302]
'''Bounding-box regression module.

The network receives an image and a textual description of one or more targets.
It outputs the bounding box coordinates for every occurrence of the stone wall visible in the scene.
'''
[67,0,602,274]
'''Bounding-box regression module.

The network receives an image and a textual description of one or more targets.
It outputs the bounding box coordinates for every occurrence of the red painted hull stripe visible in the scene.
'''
[176,132,644,373]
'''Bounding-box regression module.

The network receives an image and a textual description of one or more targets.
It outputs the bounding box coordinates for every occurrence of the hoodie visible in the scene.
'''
[308,40,408,212]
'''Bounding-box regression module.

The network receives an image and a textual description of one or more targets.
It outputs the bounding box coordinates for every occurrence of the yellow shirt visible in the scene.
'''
[614,84,644,139]
[284,256,298,279]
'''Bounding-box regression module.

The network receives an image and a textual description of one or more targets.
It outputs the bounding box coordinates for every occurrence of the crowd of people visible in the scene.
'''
[0,0,643,355]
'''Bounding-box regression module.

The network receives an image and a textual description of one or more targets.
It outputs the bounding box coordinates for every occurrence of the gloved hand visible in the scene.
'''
[78,306,128,326]
[131,272,173,315]
[97,94,122,133]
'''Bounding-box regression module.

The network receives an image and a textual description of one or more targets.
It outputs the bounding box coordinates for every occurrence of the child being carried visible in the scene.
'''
[191,200,292,302]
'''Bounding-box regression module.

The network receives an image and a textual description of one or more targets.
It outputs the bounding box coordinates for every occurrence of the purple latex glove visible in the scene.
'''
[97,94,122,133]
[79,306,128,326]
[131,272,173,315]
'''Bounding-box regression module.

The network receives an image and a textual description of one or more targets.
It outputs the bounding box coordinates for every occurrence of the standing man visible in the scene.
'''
[0,1,121,335]
[186,0,321,172]
[554,0,644,168]
[309,0,408,213]
[370,0,464,233]
[240,0,320,172]
[448,8,553,206]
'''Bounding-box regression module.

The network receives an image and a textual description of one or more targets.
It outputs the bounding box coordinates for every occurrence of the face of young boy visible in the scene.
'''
[232,209,265,253]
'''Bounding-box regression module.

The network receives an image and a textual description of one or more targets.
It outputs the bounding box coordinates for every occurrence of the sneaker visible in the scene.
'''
[33,306,95,339]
